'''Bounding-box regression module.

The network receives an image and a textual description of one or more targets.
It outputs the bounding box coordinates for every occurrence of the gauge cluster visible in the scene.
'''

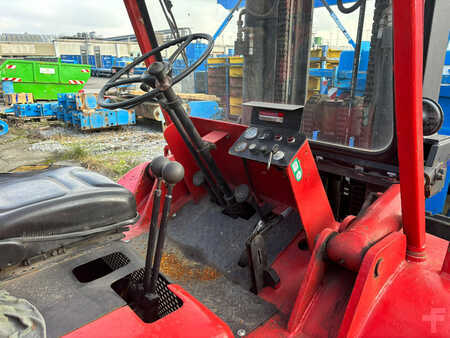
[229,101,305,167]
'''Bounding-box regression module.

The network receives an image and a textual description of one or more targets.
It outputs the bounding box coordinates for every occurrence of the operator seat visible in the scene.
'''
[0,166,138,269]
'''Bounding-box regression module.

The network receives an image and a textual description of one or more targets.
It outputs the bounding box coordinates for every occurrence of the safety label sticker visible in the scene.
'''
[290,158,302,182]
[40,68,55,74]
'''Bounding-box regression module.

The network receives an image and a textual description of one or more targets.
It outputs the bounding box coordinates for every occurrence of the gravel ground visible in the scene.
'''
[0,77,167,178]
[31,124,166,163]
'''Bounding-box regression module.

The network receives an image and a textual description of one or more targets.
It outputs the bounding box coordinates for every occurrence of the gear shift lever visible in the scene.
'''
[142,156,169,293]
[141,160,184,323]
[147,161,185,294]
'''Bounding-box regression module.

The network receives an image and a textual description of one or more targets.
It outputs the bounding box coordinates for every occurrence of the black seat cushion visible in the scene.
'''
[0,167,137,240]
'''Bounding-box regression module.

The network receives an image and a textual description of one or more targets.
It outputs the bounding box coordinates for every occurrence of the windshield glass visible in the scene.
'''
[147,0,394,151]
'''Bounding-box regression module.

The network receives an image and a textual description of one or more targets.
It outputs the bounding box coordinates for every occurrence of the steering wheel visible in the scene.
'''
[98,33,213,109]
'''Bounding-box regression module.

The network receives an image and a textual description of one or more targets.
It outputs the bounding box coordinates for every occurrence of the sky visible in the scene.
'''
[0,0,375,49]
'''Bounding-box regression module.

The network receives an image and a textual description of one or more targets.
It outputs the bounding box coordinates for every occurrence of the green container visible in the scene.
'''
[0,59,91,100]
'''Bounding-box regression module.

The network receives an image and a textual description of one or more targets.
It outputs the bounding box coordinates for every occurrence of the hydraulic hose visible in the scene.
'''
[349,0,367,100]
[337,0,363,14]
[239,0,280,21]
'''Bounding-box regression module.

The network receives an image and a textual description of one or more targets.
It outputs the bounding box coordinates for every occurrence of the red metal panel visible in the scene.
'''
[327,184,402,272]
[393,0,426,260]
[258,234,311,315]
[337,232,406,337]
[287,228,336,334]
[164,117,299,208]
[123,0,157,67]
[360,234,450,337]
[64,284,234,338]
[287,140,338,249]
[202,130,229,144]
[118,160,192,240]
[443,244,450,275]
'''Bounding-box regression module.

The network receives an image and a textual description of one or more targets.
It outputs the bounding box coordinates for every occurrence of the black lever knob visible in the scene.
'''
[140,72,156,88]
[148,61,169,82]
[150,156,170,178]
[162,161,185,185]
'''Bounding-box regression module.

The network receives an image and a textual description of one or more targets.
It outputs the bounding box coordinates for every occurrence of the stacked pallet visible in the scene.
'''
[57,93,136,131]
[4,93,34,105]
[5,102,59,120]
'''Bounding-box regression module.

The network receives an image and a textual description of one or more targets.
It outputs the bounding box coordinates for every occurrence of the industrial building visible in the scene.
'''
[0,32,162,67]
[0,33,56,60]
[0,31,233,66]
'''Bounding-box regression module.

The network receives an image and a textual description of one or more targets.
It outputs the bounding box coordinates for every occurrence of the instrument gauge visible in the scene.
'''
[234,141,248,153]
[243,127,258,140]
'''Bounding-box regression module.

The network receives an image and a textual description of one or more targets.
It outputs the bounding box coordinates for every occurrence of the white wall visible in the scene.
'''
[54,39,141,57]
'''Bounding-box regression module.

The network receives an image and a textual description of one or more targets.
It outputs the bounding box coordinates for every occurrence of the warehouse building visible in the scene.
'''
[54,37,146,67]
[0,33,56,60]
[0,32,163,67]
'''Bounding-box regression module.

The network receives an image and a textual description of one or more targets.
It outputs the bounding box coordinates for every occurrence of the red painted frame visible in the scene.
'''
[392,0,427,261]
[123,0,430,262]
[70,1,450,337]
[123,0,159,67]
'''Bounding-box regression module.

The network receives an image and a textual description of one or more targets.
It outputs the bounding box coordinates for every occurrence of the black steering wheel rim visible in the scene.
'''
[98,33,214,110]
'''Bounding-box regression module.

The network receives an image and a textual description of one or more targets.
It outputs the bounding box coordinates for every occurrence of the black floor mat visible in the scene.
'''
[167,199,301,288]
[129,233,278,335]
[129,198,301,334]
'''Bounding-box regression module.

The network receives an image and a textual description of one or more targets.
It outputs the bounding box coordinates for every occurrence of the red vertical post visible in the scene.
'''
[123,0,158,67]
[392,0,426,261]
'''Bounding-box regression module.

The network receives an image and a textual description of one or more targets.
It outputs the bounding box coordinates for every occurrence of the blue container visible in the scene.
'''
[73,108,136,130]
[188,101,223,120]
[439,85,450,135]
[57,93,77,111]
[336,49,370,96]
[88,55,96,67]
[71,111,84,127]
[64,110,74,124]
[425,162,450,214]
[60,54,83,64]
[85,94,98,109]
[60,55,77,64]
[186,43,208,71]
[14,103,43,118]
[2,80,14,94]
[424,49,449,214]
[438,51,450,136]
[56,105,65,120]
[102,55,114,68]
[42,102,59,117]
[117,108,136,125]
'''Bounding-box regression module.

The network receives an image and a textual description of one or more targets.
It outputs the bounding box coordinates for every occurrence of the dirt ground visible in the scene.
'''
[0,77,166,180]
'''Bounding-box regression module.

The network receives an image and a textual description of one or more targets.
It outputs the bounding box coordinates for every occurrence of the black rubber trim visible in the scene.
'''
[2,214,140,243]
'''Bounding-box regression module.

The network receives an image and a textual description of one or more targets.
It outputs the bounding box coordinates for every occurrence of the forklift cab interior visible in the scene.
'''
[1,1,449,337]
